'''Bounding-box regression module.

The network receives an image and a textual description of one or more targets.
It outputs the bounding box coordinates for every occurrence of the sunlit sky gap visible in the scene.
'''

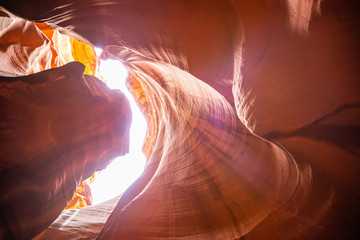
[89,47,147,204]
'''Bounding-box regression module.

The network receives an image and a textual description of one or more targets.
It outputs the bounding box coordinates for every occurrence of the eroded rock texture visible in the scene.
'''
[0,0,359,239]
[0,62,131,238]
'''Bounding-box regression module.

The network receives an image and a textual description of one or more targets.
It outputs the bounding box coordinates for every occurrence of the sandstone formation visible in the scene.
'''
[0,60,131,238]
[0,0,359,239]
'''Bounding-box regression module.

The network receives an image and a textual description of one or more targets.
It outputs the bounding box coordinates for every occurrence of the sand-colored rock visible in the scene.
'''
[0,62,131,239]
[0,0,359,239]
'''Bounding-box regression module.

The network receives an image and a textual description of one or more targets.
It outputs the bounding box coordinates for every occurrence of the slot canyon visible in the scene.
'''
[0,0,359,239]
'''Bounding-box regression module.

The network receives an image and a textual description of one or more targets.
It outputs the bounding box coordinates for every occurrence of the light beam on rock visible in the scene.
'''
[90,48,147,204]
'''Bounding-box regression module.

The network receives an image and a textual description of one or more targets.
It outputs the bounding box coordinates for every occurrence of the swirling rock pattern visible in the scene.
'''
[0,63,131,239]
[0,0,359,239]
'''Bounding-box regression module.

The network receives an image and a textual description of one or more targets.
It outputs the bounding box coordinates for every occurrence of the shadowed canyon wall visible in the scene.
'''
[0,0,359,239]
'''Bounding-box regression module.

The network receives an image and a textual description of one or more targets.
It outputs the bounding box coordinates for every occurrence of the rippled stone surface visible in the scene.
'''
[0,0,359,239]
[0,62,131,239]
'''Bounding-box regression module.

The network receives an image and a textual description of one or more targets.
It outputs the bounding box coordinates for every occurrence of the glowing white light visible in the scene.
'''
[89,49,147,204]
[94,47,103,57]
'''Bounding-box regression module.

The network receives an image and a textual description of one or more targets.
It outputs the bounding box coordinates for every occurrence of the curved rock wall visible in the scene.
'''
[0,0,359,239]
[0,62,131,238]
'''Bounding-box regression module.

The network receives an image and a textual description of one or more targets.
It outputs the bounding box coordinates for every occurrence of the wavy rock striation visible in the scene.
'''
[0,0,359,239]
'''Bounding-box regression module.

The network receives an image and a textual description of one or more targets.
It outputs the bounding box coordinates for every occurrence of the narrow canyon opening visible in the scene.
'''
[1,2,359,239]
[89,48,147,204]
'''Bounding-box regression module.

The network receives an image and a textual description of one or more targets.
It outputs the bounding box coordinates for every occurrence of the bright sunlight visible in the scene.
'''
[89,47,147,204]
